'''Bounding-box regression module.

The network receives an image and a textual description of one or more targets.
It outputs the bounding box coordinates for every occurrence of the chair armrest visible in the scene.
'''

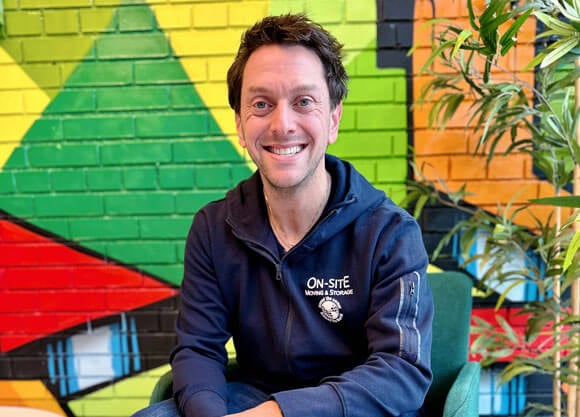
[442,361,481,417]
[150,370,173,405]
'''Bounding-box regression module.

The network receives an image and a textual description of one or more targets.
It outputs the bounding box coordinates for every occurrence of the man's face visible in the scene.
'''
[235,44,342,192]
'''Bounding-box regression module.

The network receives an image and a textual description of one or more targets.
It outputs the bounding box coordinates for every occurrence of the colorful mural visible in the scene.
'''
[0,0,565,416]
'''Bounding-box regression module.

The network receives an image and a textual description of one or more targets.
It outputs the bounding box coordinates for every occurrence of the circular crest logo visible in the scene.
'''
[318,296,343,323]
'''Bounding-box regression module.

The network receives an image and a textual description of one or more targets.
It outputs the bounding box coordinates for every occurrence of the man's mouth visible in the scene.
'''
[267,145,305,156]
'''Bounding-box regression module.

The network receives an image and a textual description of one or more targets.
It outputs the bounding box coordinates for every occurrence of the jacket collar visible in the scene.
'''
[225,154,385,250]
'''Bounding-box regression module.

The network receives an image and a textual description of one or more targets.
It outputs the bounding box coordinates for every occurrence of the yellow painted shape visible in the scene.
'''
[67,364,171,417]
[148,0,269,167]
[0,48,50,169]
[0,380,65,416]
[149,0,376,169]
[0,91,24,114]
[149,4,193,30]
[269,0,376,67]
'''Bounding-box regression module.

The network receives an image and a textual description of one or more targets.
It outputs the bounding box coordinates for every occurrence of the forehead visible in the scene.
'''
[241,44,326,90]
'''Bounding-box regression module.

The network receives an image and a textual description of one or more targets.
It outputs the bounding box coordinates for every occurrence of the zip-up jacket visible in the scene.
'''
[171,154,433,417]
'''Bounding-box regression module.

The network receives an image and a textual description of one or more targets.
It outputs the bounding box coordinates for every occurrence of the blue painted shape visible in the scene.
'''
[130,316,142,371]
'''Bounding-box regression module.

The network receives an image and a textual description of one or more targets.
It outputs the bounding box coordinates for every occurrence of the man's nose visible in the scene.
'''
[270,103,295,136]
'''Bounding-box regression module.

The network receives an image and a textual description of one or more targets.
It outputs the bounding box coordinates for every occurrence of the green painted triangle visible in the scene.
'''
[1,2,251,286]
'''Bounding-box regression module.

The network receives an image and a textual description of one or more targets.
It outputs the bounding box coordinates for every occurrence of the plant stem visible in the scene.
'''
[554,200,562,417]
[555,203,563,417]
[569,56,580,417]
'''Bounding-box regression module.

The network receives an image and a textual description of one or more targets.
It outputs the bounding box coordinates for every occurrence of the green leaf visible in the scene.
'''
[451,29,474,58]
[534,11,577,35]
[495,279,526,310]
[499,364,538,384]
[495,314,519,344]
[526,311,554,341]
[552,0,580,22]
[563,229,580,272]
[528,196,580,207]
[525,51,549,71]
[417,39,457,75]
[499,8,534,56]
[540,36,580,68]
[466,0,478,31]
[407,18,455,56]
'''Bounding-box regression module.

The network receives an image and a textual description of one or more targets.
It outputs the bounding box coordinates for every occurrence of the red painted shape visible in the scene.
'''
[0,219,178,353]
[469,306,561,362]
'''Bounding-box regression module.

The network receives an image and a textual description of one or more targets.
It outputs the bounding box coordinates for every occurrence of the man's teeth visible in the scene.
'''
[270,145,303,156]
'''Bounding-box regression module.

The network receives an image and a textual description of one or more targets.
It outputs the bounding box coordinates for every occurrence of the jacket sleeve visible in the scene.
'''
[170,210,231,417]
[272,215,434,417]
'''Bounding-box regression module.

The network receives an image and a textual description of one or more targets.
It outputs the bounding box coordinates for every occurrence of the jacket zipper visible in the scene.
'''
[229,201,355,375]
[274,262,294,374]
[396,272,421,364]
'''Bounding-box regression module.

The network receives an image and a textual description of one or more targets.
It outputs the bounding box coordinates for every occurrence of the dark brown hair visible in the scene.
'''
[226,14,349,113]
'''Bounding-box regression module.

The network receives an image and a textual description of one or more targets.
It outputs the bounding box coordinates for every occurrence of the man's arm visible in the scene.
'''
[171,210,231,417]
[271,216,434,417]
[226,400,283,417]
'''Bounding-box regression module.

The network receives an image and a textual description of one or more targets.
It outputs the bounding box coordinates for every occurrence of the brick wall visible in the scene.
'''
[0,1,559,416]
[0,1,410,415]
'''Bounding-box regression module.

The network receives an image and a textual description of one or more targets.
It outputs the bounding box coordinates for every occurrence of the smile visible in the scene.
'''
[267,145,305,156]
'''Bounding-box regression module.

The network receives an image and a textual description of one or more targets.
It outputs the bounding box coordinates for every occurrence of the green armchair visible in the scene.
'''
[150,271,480,417]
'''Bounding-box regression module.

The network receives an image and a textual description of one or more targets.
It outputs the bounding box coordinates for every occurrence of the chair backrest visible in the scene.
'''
[423,271,474,416]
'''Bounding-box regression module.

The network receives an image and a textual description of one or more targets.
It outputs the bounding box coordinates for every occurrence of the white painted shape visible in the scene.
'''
[70,325,116,390]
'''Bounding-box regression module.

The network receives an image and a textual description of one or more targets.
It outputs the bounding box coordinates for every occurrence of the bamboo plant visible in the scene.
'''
[406,0,580,415]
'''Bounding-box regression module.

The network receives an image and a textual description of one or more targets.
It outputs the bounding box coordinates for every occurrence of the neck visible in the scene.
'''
[264,171,331,251]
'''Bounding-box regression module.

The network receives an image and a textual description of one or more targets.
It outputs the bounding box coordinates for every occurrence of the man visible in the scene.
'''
[134,13,433,417]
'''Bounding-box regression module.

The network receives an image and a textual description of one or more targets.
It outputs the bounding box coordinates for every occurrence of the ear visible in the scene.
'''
[235,113,247,148]
[328,101,342,145]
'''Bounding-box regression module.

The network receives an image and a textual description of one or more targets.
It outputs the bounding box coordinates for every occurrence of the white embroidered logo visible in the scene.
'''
[319,296,343,323]
[304,275,354,297]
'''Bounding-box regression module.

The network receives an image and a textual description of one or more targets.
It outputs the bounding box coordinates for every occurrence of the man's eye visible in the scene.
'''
[254,101,268,109]
[297,98,312,106]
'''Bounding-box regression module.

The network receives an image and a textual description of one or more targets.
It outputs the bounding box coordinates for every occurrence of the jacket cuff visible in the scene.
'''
[184,390,227,417]
[272,384,343,417]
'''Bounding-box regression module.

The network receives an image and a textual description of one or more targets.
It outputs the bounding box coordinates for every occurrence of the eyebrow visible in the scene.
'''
[246,84,321,95]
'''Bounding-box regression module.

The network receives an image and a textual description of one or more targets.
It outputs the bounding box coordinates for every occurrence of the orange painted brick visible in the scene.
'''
[501,45,537,72]
[465,180,540,206]
[433,0,460,18]
[414,155,450,181]
[457,0,488,17]
[414,0,436,20]
[513,47,537,72]
[537,182,575,206]
[412,74,474,102]
[414,128,471,155]
[432,180,474,201]
[512,203,559,230]
[450,155,488,180]
[411,47,437,75]
[413,104,476,130]
[520,16,538,40]
[466,126,530,154]
[487,154,528,179]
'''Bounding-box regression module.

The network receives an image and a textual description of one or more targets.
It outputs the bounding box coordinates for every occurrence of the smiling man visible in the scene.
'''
[132,14,433,417]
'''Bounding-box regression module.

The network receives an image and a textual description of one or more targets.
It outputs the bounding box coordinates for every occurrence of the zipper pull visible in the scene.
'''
[409,281,415,296]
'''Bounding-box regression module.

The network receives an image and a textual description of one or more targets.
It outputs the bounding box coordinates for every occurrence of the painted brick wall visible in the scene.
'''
[0,1,412,416]
[0,0,562,416]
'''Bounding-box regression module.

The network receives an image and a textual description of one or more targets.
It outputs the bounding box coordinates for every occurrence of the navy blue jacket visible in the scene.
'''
[171,155,433,417]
